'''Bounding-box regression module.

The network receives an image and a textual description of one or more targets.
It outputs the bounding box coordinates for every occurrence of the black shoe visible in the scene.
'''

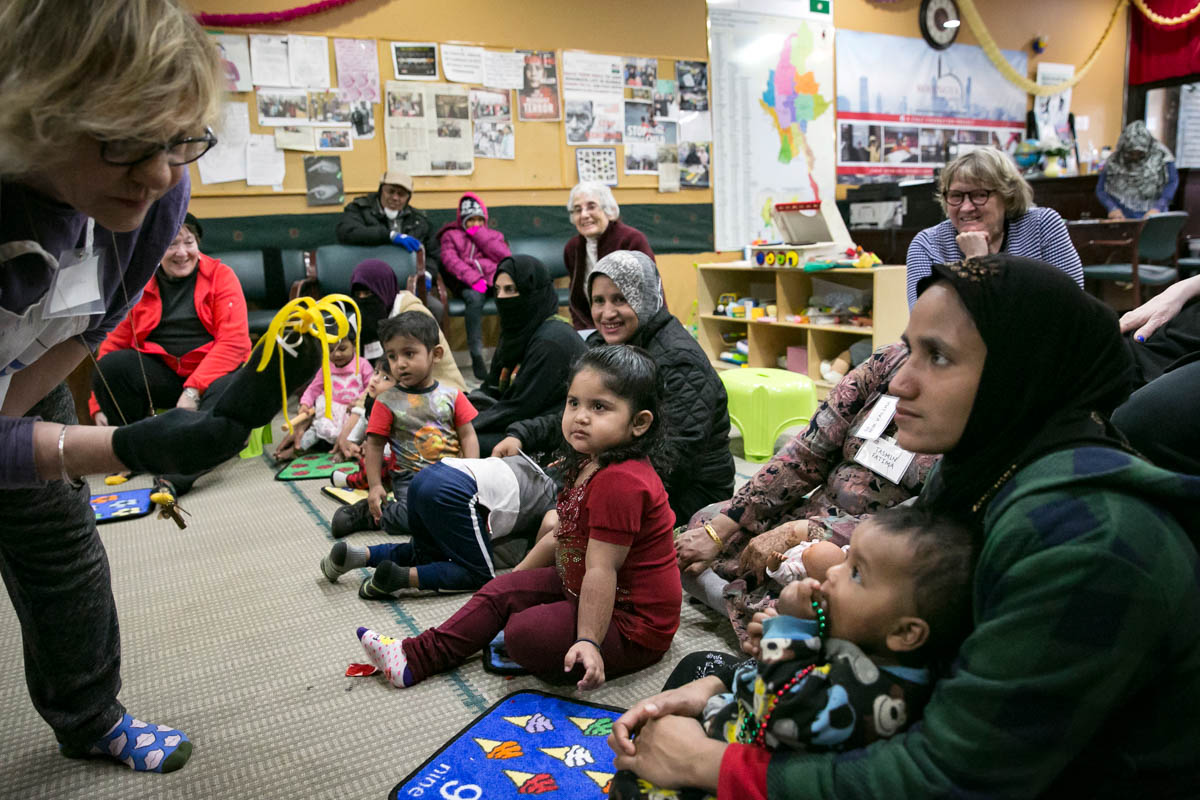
[358,560,411,599]
[331,498,379,538]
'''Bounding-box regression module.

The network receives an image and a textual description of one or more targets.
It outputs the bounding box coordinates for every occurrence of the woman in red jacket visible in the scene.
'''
[89,214,251,493]
[562,181,656,329]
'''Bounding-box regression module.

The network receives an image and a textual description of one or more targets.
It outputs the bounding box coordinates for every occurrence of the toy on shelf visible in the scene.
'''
[748,200,854,269]
[818,339,874,383]
[714,292,776,320]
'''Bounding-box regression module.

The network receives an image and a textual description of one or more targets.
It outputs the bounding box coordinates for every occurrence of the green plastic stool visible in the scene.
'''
[720,368,817,463]
[238,424,273,459]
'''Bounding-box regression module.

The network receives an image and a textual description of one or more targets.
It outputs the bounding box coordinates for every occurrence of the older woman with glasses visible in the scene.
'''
[562,181,656,329]
[905,147,1083,306]
[0,0,313,776]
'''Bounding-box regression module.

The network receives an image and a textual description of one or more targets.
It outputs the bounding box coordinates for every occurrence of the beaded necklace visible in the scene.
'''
[736,599,829,747]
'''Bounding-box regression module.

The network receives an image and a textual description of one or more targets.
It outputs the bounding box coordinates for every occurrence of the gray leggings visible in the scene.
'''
[0,384,124,748]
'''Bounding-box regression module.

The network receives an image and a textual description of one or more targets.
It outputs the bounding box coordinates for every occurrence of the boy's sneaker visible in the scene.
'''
[329,469,351,488]
[331,498,379,538]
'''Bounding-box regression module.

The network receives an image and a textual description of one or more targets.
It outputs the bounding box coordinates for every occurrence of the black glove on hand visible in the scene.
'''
[211,333,323,428]
[112,409,251,475]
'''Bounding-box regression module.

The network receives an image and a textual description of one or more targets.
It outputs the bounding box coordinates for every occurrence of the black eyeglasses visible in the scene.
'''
[943,189,993,207]
[100,127,218,167]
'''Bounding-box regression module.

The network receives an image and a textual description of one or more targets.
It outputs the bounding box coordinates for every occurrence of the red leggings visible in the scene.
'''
[402,567,667,683]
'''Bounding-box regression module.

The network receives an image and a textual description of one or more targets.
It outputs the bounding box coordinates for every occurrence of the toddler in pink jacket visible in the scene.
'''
[437,193,511,379]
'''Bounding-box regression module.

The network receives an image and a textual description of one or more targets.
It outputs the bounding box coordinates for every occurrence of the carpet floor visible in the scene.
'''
[0,414,760,799]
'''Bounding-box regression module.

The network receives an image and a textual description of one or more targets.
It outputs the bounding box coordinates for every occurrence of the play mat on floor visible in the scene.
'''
[275,452,357,480]
[90,489,154,524]
[389,690,625,799]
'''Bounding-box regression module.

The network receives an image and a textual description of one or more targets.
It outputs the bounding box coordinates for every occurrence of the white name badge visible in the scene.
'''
[853,394,898,441]
[853,435,916,485]
[46,218,104,318]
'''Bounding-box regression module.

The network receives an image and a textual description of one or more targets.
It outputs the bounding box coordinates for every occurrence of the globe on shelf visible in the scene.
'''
[1014,139,1041,170]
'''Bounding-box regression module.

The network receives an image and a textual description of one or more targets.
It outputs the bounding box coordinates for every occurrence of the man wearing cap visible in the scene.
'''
[336,170,440,271]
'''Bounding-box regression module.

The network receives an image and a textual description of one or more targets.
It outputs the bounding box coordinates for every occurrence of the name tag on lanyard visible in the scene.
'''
[46,218,104,318]
[852,394,898,441]
[853,435,916,485]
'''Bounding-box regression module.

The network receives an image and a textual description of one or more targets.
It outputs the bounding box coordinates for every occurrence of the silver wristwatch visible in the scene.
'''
[183,387,201,402]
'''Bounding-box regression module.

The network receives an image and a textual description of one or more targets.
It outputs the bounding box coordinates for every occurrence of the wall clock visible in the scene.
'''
[920,0,961,50]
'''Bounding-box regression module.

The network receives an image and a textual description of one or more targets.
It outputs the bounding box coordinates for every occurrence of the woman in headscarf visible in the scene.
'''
[1096,120,1179,220]
[497,250,734,525]
[468,255,586,455]
[609,254,1200,798]
[346,258,465,391]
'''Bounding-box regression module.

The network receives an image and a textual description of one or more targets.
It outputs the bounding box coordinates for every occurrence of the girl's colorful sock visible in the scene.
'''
[357,627,415,688]
[60,713,191,773]
[321,541,369,582]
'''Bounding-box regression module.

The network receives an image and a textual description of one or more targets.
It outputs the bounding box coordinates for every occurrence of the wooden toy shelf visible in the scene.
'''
[696,262,908,396]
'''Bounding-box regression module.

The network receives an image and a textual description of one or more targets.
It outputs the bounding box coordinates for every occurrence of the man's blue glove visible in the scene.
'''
[390,232,422,252]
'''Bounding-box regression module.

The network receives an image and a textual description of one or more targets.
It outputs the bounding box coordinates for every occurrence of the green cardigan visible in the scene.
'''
[722,446,1200,798]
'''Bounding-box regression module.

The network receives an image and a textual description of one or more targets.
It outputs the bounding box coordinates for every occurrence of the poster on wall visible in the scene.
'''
[196,102,249,184]
[470,88,514,160]
[391,42,439,80]
[675,61,708,111]
[564,94,623,145]
[1034,62,1075,145]
[834,29,1027,183]
[256,88,309,126]
[679,142,711,188]
[349,101,375,139]
[334,38,381,102]
[516,50,561,121]
[274,125,315,151]
[624,57,657,88]
[308,90,352,126]
[384,81,474,175]
[563,51,625,95]
[442,44,486,84]
[249,35,290,87]
[1177,82,1200,168]
[575,147,618,186]
[211,34,252,93]
[709,2,837,249]
[303,155,344,206]
[288,34,331,88]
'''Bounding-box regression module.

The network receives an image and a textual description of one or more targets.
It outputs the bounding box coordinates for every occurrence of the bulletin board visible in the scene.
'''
[187,0,713,218]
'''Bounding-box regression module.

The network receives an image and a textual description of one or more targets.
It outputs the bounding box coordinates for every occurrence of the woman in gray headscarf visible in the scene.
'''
[498,250,733,525]
[1096,120,1179,220]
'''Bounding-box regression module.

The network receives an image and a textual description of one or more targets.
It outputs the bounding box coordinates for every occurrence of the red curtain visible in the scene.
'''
[1129,1,1200,85]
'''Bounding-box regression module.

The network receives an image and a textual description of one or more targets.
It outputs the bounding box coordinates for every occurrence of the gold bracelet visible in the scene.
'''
[703,523,722,545]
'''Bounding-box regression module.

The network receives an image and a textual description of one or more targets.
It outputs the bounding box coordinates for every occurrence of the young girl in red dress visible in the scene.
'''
[356,344,681,690]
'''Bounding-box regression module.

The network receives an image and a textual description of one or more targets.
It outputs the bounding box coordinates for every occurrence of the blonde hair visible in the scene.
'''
[937,147,1034,219]
[0,0,224,177]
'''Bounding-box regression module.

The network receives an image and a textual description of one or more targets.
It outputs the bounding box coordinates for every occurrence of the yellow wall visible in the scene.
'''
[833,0,1128,152]
[187,0,1129,220]
[186,0,1130,302]
[186,0,712,219]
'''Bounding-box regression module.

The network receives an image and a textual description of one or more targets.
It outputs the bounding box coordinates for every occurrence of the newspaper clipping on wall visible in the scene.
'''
[470,88,515,159]
[384,81,474,175]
